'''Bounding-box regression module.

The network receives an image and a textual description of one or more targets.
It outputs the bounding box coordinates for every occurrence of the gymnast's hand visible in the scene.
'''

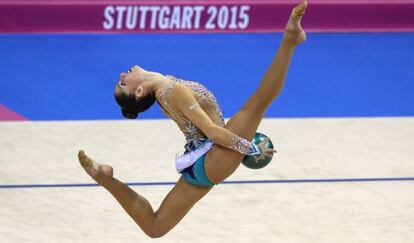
[258,138,277,160]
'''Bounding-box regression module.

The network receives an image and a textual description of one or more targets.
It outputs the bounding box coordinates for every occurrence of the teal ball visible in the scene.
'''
[241,133,274,169]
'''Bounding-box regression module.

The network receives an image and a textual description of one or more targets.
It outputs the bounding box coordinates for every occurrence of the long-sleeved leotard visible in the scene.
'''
[155,75,261,156]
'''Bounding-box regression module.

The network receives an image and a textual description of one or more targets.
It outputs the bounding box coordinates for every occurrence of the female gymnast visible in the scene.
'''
[78,0,307,238]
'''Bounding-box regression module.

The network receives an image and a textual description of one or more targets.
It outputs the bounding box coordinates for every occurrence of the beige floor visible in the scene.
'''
[1,118,413,243]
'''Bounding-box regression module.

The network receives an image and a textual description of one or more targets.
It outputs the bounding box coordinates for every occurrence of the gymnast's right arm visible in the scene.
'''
[168,84,262,156]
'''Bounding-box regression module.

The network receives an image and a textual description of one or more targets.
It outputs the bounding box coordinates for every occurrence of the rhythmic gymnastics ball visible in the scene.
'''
[242,132,274,169]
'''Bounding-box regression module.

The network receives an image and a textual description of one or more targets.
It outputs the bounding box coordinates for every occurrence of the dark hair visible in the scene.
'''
[114,90,156,119]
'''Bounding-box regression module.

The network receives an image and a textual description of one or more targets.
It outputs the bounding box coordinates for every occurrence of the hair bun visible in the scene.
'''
[121,109,138,119]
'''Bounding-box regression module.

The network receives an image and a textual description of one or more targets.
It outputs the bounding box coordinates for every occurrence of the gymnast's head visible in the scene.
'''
[114,65,156,119]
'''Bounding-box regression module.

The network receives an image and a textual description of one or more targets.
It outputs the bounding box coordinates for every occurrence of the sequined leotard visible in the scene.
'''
[156,76,261,156]
[156,76,224,152]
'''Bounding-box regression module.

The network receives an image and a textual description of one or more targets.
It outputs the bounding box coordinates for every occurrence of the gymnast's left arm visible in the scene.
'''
[168,84,265,156]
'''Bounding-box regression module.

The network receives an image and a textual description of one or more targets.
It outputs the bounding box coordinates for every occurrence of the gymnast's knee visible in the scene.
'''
[144,227,168,239]
[143,220,170,239]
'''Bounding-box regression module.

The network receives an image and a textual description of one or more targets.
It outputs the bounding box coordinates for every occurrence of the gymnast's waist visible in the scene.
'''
[176,139,213,173]
[184,137,210,153]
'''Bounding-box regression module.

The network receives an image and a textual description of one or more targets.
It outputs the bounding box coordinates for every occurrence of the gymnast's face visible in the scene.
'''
[115,65,147,99]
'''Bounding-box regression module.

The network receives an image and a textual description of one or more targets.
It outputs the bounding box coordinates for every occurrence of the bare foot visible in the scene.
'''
[285,0,308,45]
[78,150,113,184]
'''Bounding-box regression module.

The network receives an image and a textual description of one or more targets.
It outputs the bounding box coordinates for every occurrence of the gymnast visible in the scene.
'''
[78,0,307,238]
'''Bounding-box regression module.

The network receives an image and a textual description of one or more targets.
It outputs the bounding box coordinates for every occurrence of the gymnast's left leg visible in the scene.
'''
[78,150,211,238]
[204,0,308,183]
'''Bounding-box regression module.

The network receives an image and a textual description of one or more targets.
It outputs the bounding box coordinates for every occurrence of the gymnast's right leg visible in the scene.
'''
[205,0,308,183]
[78,150,212,238]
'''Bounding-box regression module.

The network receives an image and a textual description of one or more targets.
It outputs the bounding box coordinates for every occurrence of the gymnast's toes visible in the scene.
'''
[78,150,93,168]
[285,0,308,45]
